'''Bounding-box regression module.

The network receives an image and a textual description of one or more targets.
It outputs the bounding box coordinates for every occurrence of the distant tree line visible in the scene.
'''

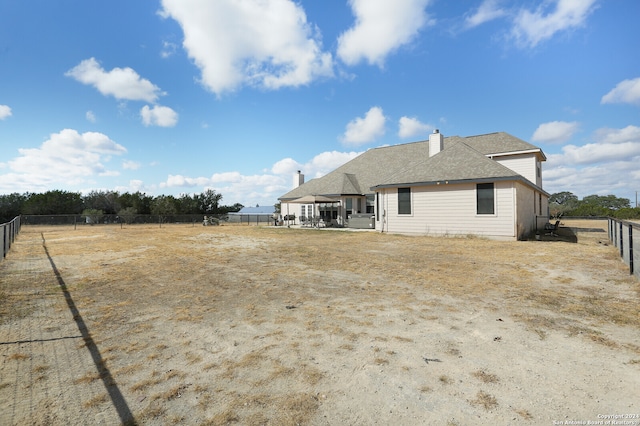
[0,189,243,223]
[549,192,640,219]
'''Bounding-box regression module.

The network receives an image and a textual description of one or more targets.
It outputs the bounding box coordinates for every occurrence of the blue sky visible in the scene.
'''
[1,0,639,207]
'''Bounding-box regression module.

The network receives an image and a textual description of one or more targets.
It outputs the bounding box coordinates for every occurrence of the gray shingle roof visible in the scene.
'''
[279,132,545,200]
[372,141,521,188]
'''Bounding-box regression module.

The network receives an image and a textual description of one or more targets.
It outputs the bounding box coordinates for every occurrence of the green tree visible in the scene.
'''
[177,193,199,214]
[0,193,27,222]
[23,190,83,215]
[83,190,120,214]
[197,189,223,214]
[118,192,152,215]
[82,208,104,224]
[549,191,579,217]
[151,195,178,223]
[581,194,629,210]
[218,203,243,215]
[612,207,640,220]
[117,206,138,224]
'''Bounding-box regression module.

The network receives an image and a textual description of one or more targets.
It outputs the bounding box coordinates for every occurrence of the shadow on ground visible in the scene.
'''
[528,225,607,243]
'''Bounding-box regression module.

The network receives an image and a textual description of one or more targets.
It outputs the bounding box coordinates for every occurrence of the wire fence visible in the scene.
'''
[20,214,281,228]
[226,214,283,225]
[1,216,21,260]
[608,217,639,279]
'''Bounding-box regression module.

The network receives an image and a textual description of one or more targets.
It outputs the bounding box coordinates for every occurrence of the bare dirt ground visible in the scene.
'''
[1,220,639,425]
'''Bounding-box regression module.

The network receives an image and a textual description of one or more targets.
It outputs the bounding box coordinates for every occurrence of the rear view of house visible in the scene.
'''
[279,131,549,240]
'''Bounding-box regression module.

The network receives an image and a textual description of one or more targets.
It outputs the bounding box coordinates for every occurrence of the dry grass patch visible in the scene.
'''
[83,393,108,408]
[7,352,30,361]
[439,375,453,385]
[154,383,191,401]
[515,408,534,420]
[3,221,638,424]
[73,372,101,385]
[472,370,499,384]
[130,376,163,392]
[470,390,498,410]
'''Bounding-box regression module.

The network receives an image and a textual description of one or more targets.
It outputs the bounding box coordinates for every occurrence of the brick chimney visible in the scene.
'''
[429,129,444,157]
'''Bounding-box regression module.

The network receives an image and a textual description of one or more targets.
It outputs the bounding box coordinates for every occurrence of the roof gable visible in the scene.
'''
[372,141,521,189]
[279,132,545,200]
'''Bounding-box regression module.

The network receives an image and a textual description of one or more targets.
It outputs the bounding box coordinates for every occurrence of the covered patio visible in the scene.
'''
[284,195,342,227]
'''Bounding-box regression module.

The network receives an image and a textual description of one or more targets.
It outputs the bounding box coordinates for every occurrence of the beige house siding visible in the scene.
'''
[378,181,517,239]
[494,154,538,185]
[515,181,535,239]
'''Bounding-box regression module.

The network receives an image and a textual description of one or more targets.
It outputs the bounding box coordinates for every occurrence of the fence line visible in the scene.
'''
[21,214,224,227]
[608,217,639,279]
[1,216,21,260]
[226,214,281,225]
[20,214,279,227]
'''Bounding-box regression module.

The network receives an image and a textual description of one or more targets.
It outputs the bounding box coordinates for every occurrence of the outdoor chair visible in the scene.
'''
[544,220,560,237]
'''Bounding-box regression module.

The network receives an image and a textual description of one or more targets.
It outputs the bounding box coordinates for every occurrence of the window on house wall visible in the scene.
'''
[301,205,306,219]
[346,198,352,215]
[538,193,542,216]
[476,183,495,215]
[376,192,380,221]
[398,187,411,214]
[366,195,374,214]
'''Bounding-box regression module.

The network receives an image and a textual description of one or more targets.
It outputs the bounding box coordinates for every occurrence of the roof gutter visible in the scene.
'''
[487,148,547,161]
[371,175,550,197]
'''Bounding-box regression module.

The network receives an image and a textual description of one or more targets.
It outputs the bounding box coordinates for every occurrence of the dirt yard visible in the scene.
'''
[1,220,639,425]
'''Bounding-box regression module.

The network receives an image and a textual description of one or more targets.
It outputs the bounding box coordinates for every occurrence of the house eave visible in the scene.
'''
[279,193,365,202]
[371,176,550,196]
[488,148,547,161]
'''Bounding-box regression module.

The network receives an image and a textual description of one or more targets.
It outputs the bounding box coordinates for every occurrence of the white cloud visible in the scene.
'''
[122,160,141,170]
[0,104,12,120]
[559,142,640,165]
[160,0,334,95]
[510,0,598,48]
[160,41,178,58]
[0,129,126,193]
[211,172,243,184]
[306,151,361,178]
[542,125,640,198]
[65,57,163,102]
[154,149,360,206]
[532,121,579,144]
[162,174,211,187]
[340,106,386,146]
[86,110,96,123]
[398,116,432,139]
[140,105,178,127]
[593,125,640,144]
[337,0,433,67]
[463,0,507,29]
[601,77,640,106]
[114,179,152,195]
[271,158,303,176]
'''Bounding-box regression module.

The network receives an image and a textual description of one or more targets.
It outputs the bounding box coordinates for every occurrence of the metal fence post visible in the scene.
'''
[629,224,634,275]
[619,221,624,257]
